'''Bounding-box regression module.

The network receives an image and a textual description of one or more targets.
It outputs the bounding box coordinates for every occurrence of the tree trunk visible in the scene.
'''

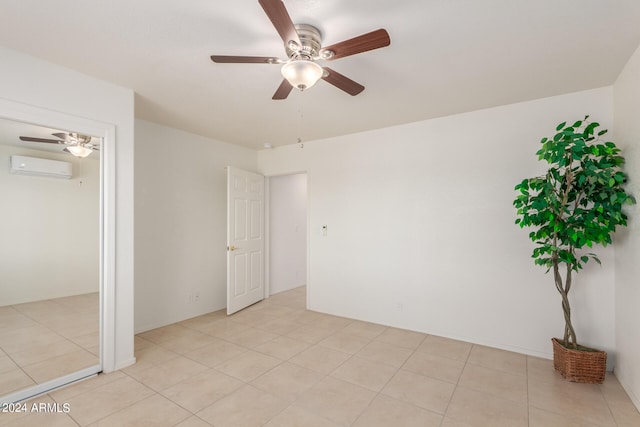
[553,258,577,348]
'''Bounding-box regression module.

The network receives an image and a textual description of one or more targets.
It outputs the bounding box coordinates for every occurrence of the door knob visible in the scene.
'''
[227,245,237,251]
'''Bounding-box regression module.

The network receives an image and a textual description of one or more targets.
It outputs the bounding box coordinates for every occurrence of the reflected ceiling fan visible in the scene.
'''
[210,0,391,99]
[19,132,100,158]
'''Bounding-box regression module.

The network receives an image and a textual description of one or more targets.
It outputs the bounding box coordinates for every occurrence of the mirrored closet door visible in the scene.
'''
[0,117,101,403]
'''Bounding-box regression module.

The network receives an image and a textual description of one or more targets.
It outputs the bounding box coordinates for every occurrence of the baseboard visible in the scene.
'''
[614,372,640,412]
[135,305,225,334]
[113,357,137,371]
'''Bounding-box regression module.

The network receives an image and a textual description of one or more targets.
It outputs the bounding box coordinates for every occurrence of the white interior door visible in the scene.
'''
[227,167,265,315]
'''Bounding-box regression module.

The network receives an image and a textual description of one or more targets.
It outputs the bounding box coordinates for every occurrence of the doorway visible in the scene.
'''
[268,173,308,296]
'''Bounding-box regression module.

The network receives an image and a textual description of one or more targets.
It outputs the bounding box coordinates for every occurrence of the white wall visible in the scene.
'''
[269,173,307,295]
[0,46,135,370]
[259,87,616,361]
[134,119,257,333]
[0,145,99,305]
[613,44,640,409]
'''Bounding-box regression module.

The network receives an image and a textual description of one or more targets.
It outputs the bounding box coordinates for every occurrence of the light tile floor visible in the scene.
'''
[0,293,99,397]
[2,286,639,426]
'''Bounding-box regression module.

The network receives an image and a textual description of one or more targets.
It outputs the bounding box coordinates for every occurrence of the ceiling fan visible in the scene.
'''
[210,0,391,100]
[19,132,100,158]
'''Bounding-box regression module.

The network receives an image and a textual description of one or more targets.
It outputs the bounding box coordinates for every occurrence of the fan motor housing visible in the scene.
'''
[286,24,322,59]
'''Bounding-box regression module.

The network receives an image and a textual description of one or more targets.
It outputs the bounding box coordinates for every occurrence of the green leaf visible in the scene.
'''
[556,122,566,131]
[584,122,598,137]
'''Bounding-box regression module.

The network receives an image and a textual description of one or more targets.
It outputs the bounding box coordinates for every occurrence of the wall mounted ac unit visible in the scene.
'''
[10,155,72,179]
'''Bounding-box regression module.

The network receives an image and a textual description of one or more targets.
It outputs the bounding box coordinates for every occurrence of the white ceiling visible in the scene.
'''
[1,0,639,150]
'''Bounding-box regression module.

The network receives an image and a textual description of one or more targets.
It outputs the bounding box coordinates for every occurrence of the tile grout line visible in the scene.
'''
[438,342,475,426]
[526,355,531,427]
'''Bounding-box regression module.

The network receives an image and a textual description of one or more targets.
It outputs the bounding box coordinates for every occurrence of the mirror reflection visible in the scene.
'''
[0,118,100,397]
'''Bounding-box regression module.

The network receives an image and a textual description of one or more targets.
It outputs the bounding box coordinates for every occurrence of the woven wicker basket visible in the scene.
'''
[551,338,606,384]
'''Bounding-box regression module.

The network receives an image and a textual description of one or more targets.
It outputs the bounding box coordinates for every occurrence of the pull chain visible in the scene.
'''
[78,158,83,187]
[297,96,304,148]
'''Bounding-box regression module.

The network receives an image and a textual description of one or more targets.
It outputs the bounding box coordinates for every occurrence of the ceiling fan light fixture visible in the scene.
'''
[66,145,93,158]
[281,59,323,91]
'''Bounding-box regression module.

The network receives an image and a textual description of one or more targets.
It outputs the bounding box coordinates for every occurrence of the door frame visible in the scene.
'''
[0,98,115,404]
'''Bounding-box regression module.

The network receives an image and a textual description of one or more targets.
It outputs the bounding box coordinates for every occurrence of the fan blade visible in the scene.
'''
[321,29,390,61]
[19,136,62,144]
[52,132,74,143]
[272,79,293,100]
[321,67,365,96]
[258,0,301,47]
[210,55,282,64]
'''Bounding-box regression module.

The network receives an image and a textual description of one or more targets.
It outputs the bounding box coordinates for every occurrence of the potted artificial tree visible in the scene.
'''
[513,116,635,383]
